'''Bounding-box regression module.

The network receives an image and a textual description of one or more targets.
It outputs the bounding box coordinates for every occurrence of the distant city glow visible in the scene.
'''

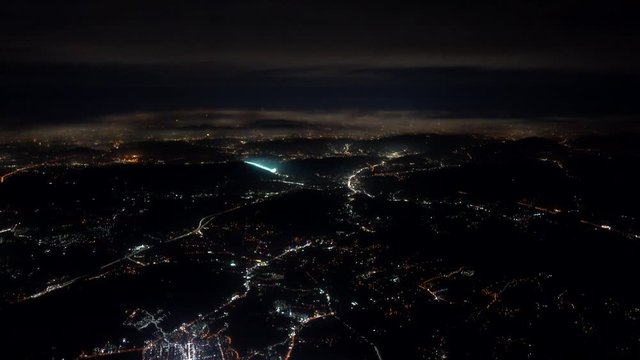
[244,161,277,174]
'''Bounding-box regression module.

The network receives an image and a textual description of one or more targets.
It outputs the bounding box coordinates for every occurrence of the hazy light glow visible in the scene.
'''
[244,161,278,174]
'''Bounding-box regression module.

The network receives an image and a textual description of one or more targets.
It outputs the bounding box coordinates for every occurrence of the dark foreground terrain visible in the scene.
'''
[1,134,639,359]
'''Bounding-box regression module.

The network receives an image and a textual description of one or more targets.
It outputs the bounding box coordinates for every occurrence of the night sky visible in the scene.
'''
[1,0,639,135]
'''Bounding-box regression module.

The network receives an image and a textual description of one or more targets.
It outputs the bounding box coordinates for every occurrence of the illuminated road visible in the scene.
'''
[346,160,386,198]
[418,267,467,303]
[0,162,49,184]
[346,166,372,197]
[0,224,18,234]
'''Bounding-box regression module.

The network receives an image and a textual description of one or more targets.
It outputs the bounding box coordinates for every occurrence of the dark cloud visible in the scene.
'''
[1,62,638,127]
[3,0,639,68]
[1,0,639,130]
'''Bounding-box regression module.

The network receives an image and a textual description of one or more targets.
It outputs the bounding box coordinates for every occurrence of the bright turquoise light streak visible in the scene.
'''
[244,161,278,174]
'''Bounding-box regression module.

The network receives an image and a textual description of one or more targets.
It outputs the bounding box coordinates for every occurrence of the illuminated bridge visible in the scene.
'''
[244,161,278,174]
